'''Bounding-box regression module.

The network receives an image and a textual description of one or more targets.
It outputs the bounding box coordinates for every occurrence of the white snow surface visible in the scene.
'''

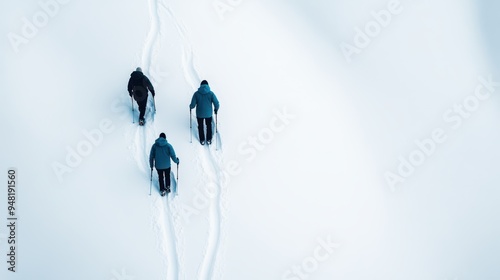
[2,0,500,279]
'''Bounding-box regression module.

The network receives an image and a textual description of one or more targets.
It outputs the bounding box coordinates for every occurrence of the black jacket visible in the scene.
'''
[127,71,155,98]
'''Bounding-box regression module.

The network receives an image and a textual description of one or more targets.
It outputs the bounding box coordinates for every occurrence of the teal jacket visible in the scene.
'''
[149,137,179,169]
[190,84,220,118]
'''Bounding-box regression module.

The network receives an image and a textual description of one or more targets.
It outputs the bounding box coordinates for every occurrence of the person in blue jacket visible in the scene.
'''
[149,133,179,196]
[190,80,220,145]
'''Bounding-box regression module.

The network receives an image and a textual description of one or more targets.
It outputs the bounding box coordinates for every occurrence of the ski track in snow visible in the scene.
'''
[142,0,160,74]
[156,4,227,279]
[134,2,228,279]
[197,144,225,280]
[132,103,180,280]
[170,15,227,276]
[162,4,227,278]
[161,4,201,88]
[131,0,182,279]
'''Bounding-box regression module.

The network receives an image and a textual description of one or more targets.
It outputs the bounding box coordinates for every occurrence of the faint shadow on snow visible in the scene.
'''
[475,1,500,76]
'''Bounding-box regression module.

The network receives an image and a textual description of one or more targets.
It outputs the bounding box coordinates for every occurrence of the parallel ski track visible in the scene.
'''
[197,143,224,280]
[170,11,227,277]
[136,2,228,279]
[157,5,227,279]
[133,102,180,280]
[161,3,201,86]
[134,0,181,279]
[163,5,227,277]
[141,0,161,74]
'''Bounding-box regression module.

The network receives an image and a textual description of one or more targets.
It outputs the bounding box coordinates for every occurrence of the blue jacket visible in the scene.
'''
[190,84,220,118]
[149,137,179,169]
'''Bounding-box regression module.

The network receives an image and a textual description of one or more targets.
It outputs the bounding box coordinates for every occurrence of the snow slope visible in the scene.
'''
[2,0,500,280]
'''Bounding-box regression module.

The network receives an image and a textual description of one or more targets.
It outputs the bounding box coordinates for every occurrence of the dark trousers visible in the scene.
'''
[137,99,147,120]
[133,86,148,121]
[197,117,213,142]
[157,168,171,192]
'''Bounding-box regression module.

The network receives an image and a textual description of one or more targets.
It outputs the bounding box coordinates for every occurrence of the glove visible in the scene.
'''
[214,109,218,114]
[152,91,155,98]
[176,157,180,164]
[129,91,132,97]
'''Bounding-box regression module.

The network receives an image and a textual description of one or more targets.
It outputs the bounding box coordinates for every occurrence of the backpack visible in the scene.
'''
[130,73,148,102]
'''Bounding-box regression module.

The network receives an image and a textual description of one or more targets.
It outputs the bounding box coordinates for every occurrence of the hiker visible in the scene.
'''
[149,133,179,196]
[189,80,220,145]
[128,67,155,125]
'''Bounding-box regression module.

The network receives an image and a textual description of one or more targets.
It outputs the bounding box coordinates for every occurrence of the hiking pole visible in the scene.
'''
[152,96,156,121]
[190,109,193,143]
[149,168,153,196]
[215,113,219,151]
[131,96,134,124]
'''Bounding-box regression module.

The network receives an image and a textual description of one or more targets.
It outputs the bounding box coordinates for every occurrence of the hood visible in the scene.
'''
[155,137,168,147]
[197,84,211,94]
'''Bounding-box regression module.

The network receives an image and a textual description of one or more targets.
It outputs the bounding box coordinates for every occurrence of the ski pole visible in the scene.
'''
[153,95,156,112]
[215,113,218,151]
[176,163,179,196]
[131,96,134,124]
[149,168,153,196]
[152,96,156,121]
[190,109,193,143]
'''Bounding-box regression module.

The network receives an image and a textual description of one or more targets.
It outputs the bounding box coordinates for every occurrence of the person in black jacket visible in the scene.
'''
[128,67,155,125]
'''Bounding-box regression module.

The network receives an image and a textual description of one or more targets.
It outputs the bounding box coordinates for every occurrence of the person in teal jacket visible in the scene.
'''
[149,133,179,196]
[190,80,220,145]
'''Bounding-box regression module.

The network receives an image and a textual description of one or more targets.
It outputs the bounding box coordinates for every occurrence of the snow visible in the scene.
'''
[2,0,500,279]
